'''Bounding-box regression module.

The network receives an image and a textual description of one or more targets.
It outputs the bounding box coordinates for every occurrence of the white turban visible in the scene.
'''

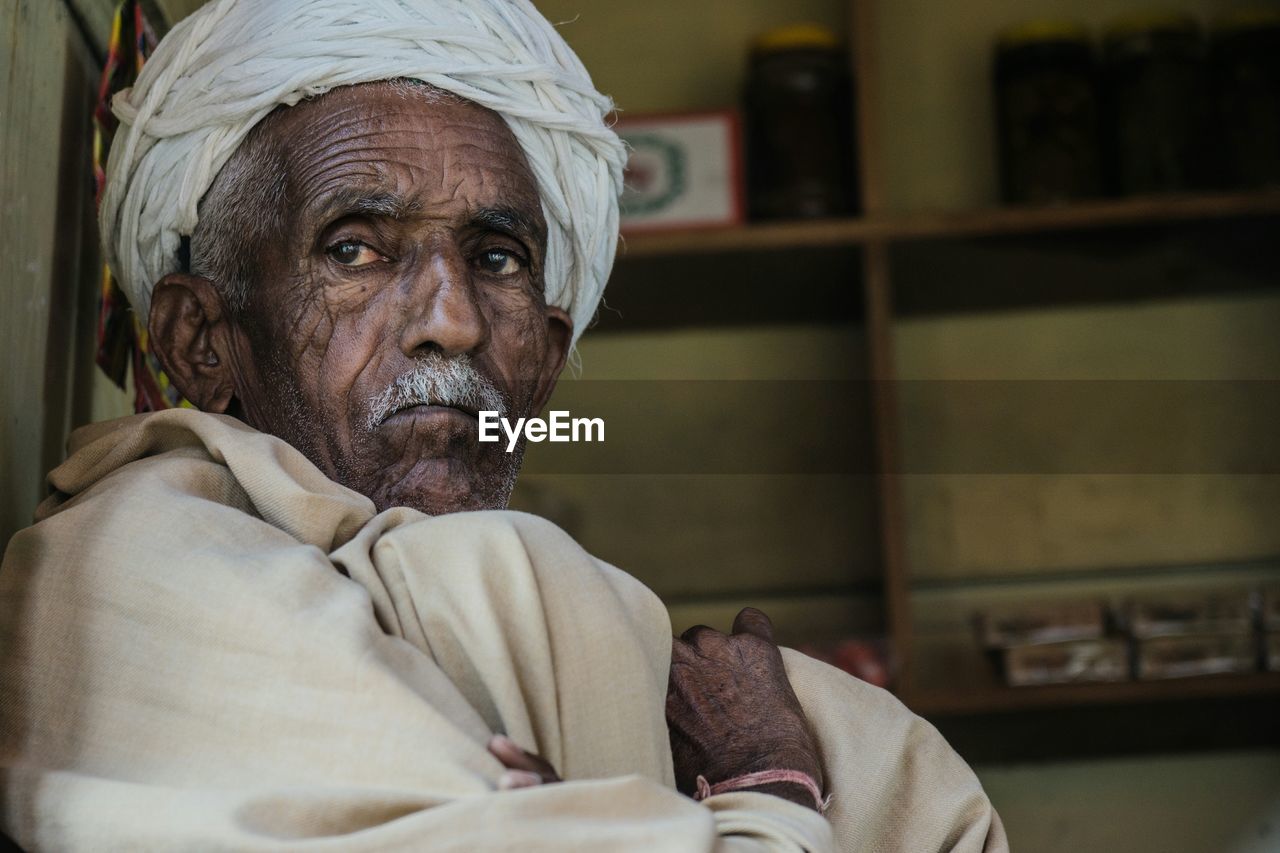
[100,0,627,345]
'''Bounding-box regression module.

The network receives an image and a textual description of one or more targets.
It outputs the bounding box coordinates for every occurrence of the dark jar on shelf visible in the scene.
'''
[994,20,1103,205]
[1211,8,1280,189]
[743,24,859,221]
[1101,12,1213,194]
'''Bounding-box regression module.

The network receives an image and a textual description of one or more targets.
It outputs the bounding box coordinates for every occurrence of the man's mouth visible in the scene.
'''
[384,402,481,425]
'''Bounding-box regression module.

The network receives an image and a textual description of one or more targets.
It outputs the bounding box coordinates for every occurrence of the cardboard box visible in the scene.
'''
[1002,638,1130,687]
[1124,592,1256,639]
[1136,634,1257,680]
[976,601,1108,649]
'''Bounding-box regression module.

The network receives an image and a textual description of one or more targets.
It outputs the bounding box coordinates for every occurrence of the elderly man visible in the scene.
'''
[0,1,1005,850]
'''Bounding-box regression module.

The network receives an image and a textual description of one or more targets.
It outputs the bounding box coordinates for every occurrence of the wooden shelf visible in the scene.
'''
[558,0,1280,763]
[909,558,1280,592]
[908,671,1280,717]
[619,190,1280,258]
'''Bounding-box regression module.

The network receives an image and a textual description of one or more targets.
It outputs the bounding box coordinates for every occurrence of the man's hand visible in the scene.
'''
[488,734,561,790]
[667,608,824,811]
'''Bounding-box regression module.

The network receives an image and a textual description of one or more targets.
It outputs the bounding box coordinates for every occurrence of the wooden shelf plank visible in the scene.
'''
[886,190,1280,241]
[620,219,881,257]
[908,671,1280,716]
[909,558,1280,593]
[619,190,1280,258]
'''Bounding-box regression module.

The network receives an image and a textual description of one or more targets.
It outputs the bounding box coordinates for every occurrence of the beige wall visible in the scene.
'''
[898,294,1280,580]
[977,749,1280,853]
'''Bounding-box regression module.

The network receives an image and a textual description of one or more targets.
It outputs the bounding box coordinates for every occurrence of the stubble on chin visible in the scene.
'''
[344,417,527,515]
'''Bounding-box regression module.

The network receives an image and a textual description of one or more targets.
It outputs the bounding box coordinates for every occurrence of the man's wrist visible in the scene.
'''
[694,769,827,813]
[738,780,822,812]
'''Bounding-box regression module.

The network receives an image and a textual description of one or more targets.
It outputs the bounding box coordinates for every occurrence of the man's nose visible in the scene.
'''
[400,249,491,358]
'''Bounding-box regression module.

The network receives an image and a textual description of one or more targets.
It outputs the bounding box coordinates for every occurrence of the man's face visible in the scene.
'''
[201,83,570,514]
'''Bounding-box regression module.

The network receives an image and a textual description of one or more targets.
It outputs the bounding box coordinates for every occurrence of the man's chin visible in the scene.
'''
[365,456,518,516]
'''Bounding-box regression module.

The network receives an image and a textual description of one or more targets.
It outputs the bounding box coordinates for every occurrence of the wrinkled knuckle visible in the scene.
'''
[734,635,776,659]
[680,624,721,645]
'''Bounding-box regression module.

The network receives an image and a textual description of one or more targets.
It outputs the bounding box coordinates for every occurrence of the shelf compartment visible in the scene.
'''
[891,217,1280,316]
[901,560,1280,718]
[928,691,1280,764]
[596,243,865,332]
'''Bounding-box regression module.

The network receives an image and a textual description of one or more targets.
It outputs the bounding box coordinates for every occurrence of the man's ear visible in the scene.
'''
[530,305,572,414]
[148,273,237,413]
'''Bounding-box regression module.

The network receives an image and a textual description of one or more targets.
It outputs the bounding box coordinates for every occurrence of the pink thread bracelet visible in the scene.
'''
[694,770,830,814]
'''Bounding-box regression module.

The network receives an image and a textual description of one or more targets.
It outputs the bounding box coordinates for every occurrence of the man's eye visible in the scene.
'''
[327,240,384,267]
[478,249,523,276]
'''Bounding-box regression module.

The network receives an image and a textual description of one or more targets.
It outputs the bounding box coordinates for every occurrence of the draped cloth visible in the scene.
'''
[0,411,1007,852]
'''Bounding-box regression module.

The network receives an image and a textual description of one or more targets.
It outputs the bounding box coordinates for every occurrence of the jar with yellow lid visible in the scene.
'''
[1102,11,1213,193]
[1211,7,1280,188]
[743,24,858,220]
[994,20,1103,204]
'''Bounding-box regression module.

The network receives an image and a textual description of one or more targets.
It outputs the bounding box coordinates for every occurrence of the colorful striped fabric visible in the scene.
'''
[93,0,189,412]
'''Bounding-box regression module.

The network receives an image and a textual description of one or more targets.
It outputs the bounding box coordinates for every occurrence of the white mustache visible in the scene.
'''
[366,353,507,430]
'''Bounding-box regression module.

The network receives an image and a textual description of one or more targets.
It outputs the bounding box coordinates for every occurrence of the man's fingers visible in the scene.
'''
[670,637,696,661]
[731,607,775,643]
[498,769,543,790]
[488,735,560,783]
[488,734,529,768]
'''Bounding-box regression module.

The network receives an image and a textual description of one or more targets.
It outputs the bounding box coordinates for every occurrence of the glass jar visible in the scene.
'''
[1211,8,1280,188]
[743,24,859,220]
[1102,12,1212,194]
[994,21,1102,205]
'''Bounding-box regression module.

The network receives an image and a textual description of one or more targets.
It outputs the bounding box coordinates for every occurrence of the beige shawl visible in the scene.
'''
[0,410,1006,851]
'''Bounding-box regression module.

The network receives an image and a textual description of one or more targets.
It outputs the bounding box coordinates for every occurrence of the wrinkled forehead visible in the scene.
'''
[251,81,547,238]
